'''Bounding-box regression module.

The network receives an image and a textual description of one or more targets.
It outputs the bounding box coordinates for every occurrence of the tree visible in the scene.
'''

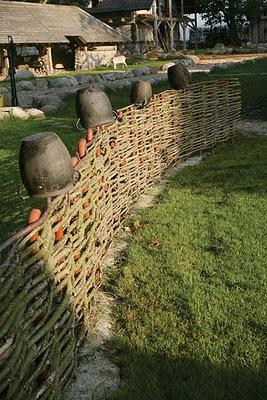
[197,0,267,45]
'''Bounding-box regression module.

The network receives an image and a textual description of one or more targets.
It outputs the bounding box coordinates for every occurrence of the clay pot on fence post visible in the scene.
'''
[167,63,192,90]
[75,86,115,141]
[131,80,153,107]
[19,132,75,198]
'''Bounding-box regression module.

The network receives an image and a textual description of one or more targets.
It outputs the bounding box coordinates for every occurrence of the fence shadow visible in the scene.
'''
[108,347,267,400]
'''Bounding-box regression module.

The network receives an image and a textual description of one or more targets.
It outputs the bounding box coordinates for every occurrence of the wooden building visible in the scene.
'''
[0,1,128,75]
[248,10,267,44]
[89,0,198,52]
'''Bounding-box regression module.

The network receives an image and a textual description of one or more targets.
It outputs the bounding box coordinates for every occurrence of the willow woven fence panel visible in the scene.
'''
[0,79,241,400]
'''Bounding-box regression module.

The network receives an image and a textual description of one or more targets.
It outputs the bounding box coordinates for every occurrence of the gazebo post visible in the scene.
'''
[47,45,53,74]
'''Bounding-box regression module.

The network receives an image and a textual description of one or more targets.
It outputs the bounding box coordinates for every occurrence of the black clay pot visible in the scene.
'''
[19,132,74,198]
[167,63,192,90]
[131,80,152,107]
[75,86,114,128]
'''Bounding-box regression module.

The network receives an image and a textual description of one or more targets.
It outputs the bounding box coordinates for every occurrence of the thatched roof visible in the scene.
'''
[0,1,128,45]
[89,0,197,15]
[89,0,154,14]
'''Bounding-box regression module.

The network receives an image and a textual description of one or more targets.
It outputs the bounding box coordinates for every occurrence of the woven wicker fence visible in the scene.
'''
[0,79,241,400]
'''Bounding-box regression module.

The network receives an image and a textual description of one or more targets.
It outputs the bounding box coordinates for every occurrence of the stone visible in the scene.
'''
[27,108,45,119]
[76,75,95,85]
[105,73,116,81]
[123,72,134,79]
[94,74,105,83]
[17,93,34,108]
[41,104,59,113]
[162,62,175,72]
[212,43,226,54]
[35,78,49,90]
[47,77,78,88]
[246,42,257,49]
[132,67,151,77]
[113,72,125,80]
[149,66,160,74]
[0,87,9,94]
[16,80,36,91]
[0,111,9,119]
[257,46,267,53]
[0,106,30,119]
[15,68,34,79]
[68,77,78,86]
[33,94,63,108]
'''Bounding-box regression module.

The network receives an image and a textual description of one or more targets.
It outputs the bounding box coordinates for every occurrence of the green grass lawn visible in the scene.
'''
[105,134,267,400]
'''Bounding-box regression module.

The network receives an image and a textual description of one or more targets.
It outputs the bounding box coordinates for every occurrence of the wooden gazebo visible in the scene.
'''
[0,1,128,74]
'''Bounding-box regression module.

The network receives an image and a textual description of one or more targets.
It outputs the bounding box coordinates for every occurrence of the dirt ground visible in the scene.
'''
[197,53,267,64]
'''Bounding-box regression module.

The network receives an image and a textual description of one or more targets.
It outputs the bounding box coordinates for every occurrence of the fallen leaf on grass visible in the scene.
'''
[148,239,161,247]
[133,220,142,230]
[124,226,132,233]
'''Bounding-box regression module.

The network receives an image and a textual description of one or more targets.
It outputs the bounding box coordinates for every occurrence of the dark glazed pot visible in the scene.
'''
[19,132,74,198]
[75,86,114,128]
[131,80,152,107]
[167,63,192,90]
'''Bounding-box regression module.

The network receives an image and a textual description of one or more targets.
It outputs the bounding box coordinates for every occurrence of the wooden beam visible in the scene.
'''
[194,13,198,49]
[3,48,9,75]
[47,45,53,74]
[181,0,186,51]
[152,0,159,48]
[168,0,174,50]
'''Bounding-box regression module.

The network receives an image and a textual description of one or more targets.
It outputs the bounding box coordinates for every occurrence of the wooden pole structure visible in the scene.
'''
[194,12,198,49]
[181,0,186,51]
[168,0,174,51]
[3,48,9,75]
[47,45,53,74]
[152,0,158,48]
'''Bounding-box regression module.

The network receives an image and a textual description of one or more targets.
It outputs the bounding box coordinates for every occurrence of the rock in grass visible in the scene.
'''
[27,108,45,119]
[33,94,63,108]
[16,80,36,91]
[41,104,58,114]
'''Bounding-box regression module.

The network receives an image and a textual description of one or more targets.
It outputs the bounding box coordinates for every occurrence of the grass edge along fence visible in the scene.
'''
[0,79,241,400]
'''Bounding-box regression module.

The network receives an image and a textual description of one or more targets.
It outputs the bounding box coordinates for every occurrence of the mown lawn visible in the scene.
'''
[105,134,267,400]
[192,57,267,120]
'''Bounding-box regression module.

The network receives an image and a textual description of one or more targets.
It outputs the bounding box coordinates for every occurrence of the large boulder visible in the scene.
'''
[35,78,49,90]
[16,80,36,91]
[33,94,63,108]
[12,107,30,119]
[123,71,134,79]
[149,66,160,74]
[212,43,226,54]
[41,104,58,114]
[132,67,151,77]
[0,87,11,106]
[47,77,78,88]
[15,68,34,79]
[76,74,96,85]
[27,108,45,119]
[104,73,116,81]
[0,106,30,119]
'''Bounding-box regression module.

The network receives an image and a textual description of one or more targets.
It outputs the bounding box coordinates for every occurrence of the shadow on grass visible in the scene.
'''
[108,348,266,400]
[167,134,267,196]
